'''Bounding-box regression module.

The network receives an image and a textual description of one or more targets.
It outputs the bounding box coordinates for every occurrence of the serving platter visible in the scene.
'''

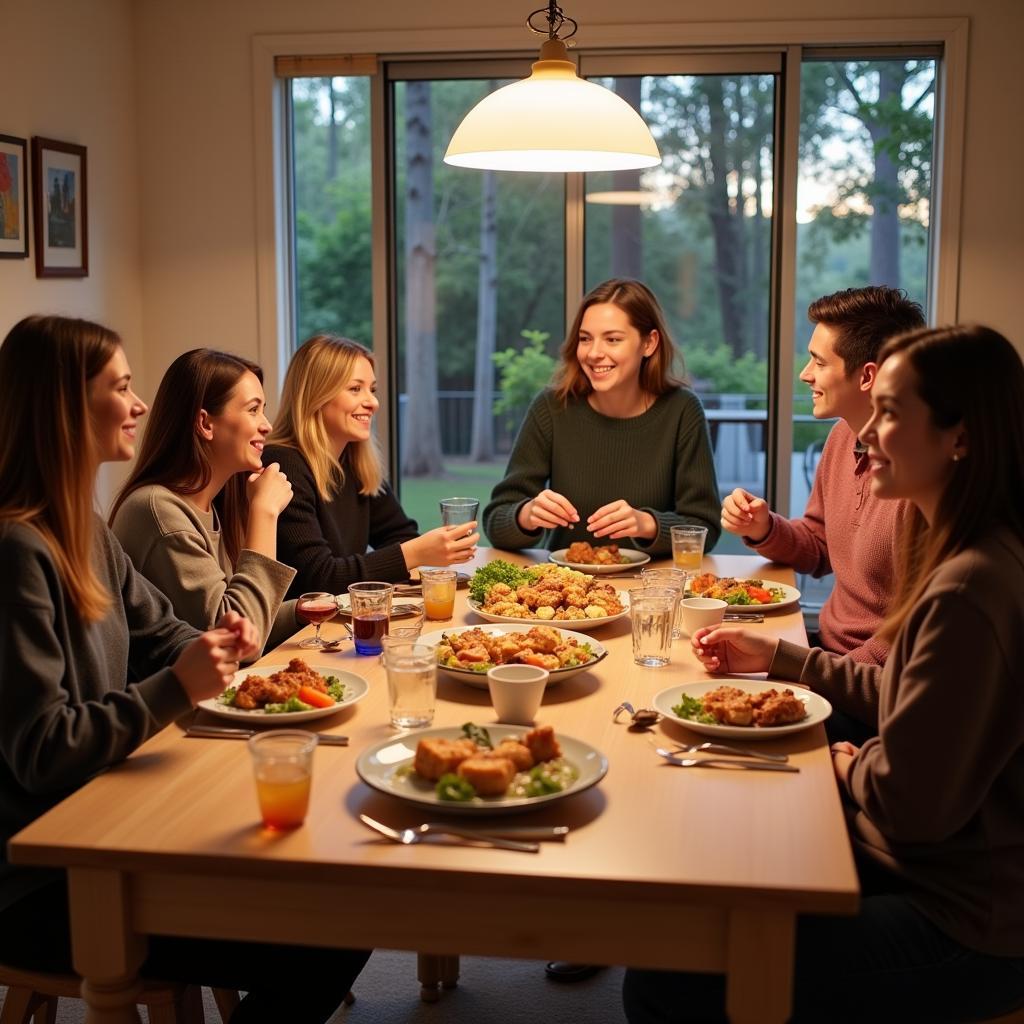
[548,548,651,574]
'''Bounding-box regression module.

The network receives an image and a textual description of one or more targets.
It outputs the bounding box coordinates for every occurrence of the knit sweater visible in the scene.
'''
[483,388,720,557]
[748,420,906,665]
[770,527,1024,956]
[264,444,419,598]
[0,518,198,912]
[111,485,298,653]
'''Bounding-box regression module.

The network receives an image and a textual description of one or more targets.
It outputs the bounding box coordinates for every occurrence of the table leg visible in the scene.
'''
[68,868,145,1024]
[725,909,795,1024]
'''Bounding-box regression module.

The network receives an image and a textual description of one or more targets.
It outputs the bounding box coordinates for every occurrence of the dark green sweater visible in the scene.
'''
[0,518,197,911]
[483,388,720,557]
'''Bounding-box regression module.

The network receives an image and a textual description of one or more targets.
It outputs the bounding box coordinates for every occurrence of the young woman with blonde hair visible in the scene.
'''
[110,348,297,652]
[625,325,1024,1023]
[265,333,477,596]
[484,278,720,555]
[0,315,369,1021]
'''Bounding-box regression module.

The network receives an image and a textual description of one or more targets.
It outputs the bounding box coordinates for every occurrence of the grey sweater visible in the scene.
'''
[0,518,198,911]
[771,527,1024,955]
[483,388,721,556]
[111,485,298,653]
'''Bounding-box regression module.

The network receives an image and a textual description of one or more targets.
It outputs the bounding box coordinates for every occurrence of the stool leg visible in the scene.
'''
[1,986,39,1024]
[440,955,460,990]
[32,996,58,1024]
[416,953,442,1003]
[210,989,240,1024]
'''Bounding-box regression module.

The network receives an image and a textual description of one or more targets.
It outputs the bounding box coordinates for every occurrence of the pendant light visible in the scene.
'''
[444,1,661,173]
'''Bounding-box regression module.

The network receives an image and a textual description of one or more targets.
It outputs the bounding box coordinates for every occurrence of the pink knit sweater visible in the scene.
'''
[747,420,905,665]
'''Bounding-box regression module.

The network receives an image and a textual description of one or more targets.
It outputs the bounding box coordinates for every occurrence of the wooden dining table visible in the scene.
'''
[9,550,859,1024]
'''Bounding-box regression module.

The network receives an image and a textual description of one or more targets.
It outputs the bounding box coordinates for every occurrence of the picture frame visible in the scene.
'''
[31,136,88,277]
[0,133,28,259]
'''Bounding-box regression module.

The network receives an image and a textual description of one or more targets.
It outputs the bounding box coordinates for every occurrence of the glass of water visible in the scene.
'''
[629,588,675,667]
[640,567,688,640]
[381,638,437,729]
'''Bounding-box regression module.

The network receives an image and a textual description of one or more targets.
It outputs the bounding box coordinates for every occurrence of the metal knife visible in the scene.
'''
[185,726,348,746]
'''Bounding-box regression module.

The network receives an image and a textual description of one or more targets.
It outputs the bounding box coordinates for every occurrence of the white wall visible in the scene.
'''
[1,0,142,502]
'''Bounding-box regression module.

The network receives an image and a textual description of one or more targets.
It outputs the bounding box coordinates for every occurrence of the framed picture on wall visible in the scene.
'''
[0,133,28,259]
[31,136,88,277]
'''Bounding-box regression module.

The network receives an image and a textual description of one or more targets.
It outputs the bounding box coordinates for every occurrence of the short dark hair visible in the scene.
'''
[808,286,925,375]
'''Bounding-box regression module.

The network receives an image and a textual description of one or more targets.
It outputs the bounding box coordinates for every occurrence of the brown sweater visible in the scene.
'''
[771,527,1024,955]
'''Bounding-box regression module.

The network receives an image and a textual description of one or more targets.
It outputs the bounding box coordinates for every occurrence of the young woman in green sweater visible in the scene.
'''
[625,325,1024,1023]
[0,316,369,1023]
[483,278,720,557]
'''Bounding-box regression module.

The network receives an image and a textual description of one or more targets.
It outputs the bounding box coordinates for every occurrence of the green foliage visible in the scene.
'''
[684,343,766,396]
[492,330,556,427]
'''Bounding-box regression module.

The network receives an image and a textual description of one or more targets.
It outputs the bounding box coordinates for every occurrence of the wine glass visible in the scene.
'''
[296,592,338,649]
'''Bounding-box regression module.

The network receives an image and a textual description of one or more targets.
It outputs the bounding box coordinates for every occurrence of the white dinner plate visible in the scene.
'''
[198,665,369,724]
[334,594,424,619]
[421,624,608,688]
[686,578,801,615]
[467,591,630,631]
[355,725,608,815]
[652,680,831,740]
[548,548,651,574]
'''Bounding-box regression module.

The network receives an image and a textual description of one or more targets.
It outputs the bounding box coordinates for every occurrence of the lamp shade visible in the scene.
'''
[444,39,661,173]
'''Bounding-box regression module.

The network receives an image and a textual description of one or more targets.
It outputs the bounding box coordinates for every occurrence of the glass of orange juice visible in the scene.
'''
[420,568,457,620]
[248,730,317,830]
[670,525,708,573]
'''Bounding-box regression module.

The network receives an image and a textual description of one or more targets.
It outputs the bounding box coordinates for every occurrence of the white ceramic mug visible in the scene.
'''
[680,597,728,636]
[486,664,548,725]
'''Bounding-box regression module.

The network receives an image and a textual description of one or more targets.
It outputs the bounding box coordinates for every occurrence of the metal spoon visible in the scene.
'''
[359,814,540,852]
[654,748,798,772]
[613,701,662,729]
[320,623,354,651]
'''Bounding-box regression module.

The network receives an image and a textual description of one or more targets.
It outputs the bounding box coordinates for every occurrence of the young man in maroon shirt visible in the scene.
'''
[721,286,925,666]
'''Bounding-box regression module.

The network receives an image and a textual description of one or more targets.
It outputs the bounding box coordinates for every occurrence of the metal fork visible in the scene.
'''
[665,741,788,763]
[359,814,541,852]
[654,748,799,772]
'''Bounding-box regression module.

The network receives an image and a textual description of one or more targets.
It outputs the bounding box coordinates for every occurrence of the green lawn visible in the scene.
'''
[398,458,507,543]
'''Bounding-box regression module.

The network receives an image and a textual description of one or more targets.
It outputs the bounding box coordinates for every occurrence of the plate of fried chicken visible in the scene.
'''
[198,659,369,723]
[652,680,831,739]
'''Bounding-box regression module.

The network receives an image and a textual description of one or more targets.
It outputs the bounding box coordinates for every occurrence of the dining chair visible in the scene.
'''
[0,964,240,1024]
[416,953,460,1002]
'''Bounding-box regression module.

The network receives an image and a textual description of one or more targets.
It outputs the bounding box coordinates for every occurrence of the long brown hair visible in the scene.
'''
[878,324,1024,640]
[0,315,121,622]
[110,349,263,565]
[552,279,684,404]
[268,334,384,500]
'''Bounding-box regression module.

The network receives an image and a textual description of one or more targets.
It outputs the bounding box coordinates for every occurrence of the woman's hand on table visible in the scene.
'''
[518,490,579,531]
[172,611,259,702]
[691,626,778,674]
[587,499,657,540]
[402,524,479,568]
[829,741,859,788]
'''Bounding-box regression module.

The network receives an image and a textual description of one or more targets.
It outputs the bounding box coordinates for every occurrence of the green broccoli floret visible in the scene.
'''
[468,560,532,603]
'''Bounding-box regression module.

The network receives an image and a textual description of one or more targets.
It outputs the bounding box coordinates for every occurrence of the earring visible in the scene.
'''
[952,453,961,462]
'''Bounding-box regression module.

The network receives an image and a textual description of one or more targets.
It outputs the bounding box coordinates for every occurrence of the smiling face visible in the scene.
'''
[861,352,965,522]
[799,323,874,423]
[199,370,271,474]
[576,302,659,397]
[321,355,379,452]
[87,346,148,463]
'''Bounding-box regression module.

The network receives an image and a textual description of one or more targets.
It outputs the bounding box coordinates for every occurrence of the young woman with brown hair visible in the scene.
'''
[110,348,298,651]
[625,324,1024,1023]
[483,278,720,555]
[0,316,368,1023]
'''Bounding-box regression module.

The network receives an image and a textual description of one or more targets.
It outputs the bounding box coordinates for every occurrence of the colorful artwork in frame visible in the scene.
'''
[31,136,88,277]
[0,134,28,259]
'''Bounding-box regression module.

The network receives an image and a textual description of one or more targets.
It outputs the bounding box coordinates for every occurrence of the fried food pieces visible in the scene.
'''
[233,658,328,710]
[565,542,628,565]
[478,564,624,621]
[701,685,807,727]
[437,625,594,673]
[689,573,784,606]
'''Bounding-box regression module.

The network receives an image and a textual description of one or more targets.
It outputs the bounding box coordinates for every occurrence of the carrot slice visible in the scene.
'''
[297,685,335,708]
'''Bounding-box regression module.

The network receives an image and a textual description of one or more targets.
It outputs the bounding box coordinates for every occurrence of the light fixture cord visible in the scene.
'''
[526,1,577,41]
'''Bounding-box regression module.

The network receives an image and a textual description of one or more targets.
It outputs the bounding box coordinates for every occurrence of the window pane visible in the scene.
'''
[290,76,373,350]
[585,74,776,555]
[794,58,936,615]
[392,79,565,538]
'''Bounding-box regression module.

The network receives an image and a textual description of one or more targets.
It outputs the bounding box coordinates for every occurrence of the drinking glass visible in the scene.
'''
[629,588,675,667]
[248,730,317,830]
[641,567,688,640]
[670,525,708,573]
[381,639,437,729]
[439,497,480,530]
[420,568,457,621]
[296,592,339,649]
[347,581,394,655]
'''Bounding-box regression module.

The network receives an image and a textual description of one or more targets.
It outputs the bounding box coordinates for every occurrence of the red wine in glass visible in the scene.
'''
[297,592,338,649]
[352,612,388,655]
